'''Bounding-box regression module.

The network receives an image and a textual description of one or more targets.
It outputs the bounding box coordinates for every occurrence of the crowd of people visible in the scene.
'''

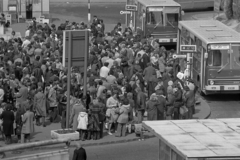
[0,15,197,145]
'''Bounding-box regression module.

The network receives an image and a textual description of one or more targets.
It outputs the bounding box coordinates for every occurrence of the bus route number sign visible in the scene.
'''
[125,5,137,11]
[180,45,197,52]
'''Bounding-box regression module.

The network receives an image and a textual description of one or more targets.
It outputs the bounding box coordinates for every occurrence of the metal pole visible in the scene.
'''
[88,0,91,27]
[66,31,72,129]
[83,30,89,97]
[41,0,43,16]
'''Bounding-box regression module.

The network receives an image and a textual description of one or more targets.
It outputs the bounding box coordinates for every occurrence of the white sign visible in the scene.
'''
[148,7,163,12]
[173,54,187,59]
[120,11,131,15]
[159,39,170,42]
[210,44,230,50]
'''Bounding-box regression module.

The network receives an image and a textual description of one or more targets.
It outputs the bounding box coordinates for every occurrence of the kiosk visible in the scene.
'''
[143,119,240,160]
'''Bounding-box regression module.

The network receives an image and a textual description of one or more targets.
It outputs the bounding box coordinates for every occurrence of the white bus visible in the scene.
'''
[178,20,240,95]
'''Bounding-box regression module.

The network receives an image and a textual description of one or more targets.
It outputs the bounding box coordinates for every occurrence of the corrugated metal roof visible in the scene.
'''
[138,0,181,7]
[179,20,240,44]
[143,119,240,158]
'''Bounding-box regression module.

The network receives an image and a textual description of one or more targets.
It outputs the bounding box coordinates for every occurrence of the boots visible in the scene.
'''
[80,130,86,141]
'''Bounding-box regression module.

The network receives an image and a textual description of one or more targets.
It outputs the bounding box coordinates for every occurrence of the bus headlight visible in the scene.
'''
[209,80,214,85]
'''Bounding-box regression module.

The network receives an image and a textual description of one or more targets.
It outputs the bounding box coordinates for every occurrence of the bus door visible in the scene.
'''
[205,44,230,88]
[230,44,240,79]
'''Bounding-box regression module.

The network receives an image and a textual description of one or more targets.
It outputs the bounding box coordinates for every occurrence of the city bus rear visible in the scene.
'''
[144,6,181,48]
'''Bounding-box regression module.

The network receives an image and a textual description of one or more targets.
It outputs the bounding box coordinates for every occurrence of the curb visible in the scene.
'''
[11,135,155,154]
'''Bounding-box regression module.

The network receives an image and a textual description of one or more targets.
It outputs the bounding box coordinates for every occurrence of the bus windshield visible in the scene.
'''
[231,44,240,69]
[146,11,163,26]
[208,44,230,68]
[166,13,178,27]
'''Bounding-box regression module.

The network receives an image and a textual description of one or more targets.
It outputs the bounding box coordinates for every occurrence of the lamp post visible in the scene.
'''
[88,0,91,27]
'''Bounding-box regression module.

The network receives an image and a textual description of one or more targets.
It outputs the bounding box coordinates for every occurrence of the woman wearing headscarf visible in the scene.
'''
[0,104,14,144]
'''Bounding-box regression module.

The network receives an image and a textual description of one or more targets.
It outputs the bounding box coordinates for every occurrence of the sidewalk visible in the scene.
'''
[0,97,211,152]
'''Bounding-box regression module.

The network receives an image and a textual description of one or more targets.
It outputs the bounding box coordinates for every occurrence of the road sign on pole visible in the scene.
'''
[173,54,187,59]
[120,11,131,14]
[180,45,197,52]
[125,5,137,11]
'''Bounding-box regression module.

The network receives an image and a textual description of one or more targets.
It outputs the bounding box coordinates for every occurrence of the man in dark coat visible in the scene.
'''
[72,142,87,160]
[0,104,14,144]
[136,87,146,123]
[156,90,166,120]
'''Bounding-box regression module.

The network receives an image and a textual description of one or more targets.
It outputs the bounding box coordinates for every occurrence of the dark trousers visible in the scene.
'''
[173,108,179,120]
[147,81,157,97]
[99,122,104,138]
[78,129,86,141]
[137,110,144,123]
[116,123,127,137]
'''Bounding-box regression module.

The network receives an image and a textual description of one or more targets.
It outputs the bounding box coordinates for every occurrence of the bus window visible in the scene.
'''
[166,13,178,26]
[208,50,222,66]
[231,44,240,69]
[146,11,163,25]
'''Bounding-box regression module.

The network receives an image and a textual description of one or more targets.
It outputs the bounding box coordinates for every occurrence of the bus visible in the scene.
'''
[178,20,240,95]
[129,0,181,47]
[174,0,214,10]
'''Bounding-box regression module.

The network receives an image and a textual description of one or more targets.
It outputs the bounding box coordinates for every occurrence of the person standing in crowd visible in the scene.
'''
[0,104,14,144]
[116,99,130,137]
[135,87,146,123]
[21,105,34,143]
[33,86,46,127]
[70,99,86,131]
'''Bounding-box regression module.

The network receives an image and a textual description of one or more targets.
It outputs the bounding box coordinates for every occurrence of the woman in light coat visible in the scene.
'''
[77,111,88,141]
[33,86,46,127]
[116,99,130,137]
[21,105,34,143]
[69,99,86,131]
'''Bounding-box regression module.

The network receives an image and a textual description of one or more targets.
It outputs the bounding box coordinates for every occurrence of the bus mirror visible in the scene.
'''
[181,10,185,16]
[204,52,208,59]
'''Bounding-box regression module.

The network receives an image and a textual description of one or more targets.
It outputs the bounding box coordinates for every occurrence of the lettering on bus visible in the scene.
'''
[210,44,230,50]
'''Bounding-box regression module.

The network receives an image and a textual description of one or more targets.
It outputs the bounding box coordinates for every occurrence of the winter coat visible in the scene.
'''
[0,110,14,136]
[34,91,47,117]
[117,104,130,124]
[158,56,166,72]
[21,111,35,134]
[77,112,88,130]
[70,103,86,131]
[183,90,195,108]
[146,100,158,120]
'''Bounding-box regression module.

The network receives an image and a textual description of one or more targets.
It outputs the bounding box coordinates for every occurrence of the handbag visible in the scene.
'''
[15,125,22,135]
[180,105,188,115]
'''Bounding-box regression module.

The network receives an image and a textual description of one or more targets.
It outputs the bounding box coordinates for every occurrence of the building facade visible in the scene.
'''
[0,0,49,20]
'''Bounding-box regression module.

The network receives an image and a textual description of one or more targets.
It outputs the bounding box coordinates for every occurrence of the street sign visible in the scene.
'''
[125,5,137,11]
[120,10,131,14]
[180,45,197,52]
[173,54,187,59]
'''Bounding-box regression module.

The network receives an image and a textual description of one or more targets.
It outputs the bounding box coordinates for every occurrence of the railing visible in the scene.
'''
[0,138,71,158]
